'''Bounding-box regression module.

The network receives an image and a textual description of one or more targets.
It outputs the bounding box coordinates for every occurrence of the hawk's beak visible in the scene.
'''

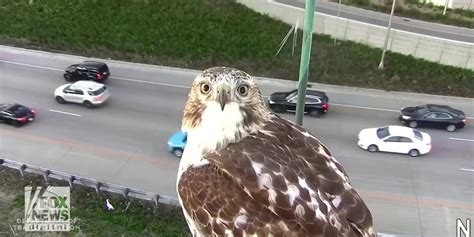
[217,84,230,111]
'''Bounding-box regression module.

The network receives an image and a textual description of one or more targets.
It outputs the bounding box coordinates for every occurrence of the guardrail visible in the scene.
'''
[0,158,180,207]
[0,157,410,236]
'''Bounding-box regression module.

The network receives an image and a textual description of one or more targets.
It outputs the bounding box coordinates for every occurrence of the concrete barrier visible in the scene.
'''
[236,0,474,70]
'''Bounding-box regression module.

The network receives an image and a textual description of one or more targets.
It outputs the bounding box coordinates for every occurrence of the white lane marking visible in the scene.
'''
[330,103,400,113]
[112,76,190,88]
[1,59,191,89]
[0,60,63,72]
[460,168,474,172]
[49,109,81,117]
[268,99,474,120]
[449,137,474,142]
[3,59,473,119]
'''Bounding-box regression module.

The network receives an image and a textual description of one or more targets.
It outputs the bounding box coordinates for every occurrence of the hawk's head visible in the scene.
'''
[182,67,270,151]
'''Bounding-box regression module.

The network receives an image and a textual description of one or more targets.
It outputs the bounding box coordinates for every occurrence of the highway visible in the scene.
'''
[275,0,474,43]
[1,46,473,236]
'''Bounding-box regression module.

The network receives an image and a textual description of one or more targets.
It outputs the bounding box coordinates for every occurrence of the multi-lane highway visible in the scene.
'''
[1,46,473,236]
[275,0,474,43]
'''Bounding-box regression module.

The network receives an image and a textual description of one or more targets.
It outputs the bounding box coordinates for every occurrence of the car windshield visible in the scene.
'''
[415,105,428,114]
[320,95,329,103]
[0,104,10,111]
[413,130,423,141]
[66,65,76,70]
[88,86,106,96]
[286,91,297,100]
[100,64,109,72]
[376,127,390,139]
[8,105,28,115]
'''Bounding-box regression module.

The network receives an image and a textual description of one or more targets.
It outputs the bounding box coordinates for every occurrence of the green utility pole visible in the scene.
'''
[295,0,316,126]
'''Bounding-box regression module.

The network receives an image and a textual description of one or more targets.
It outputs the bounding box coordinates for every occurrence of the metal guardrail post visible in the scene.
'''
[19,164,26,177]
[95,182,102,196]
[69,176,75,187]
[153,194,160,206]
[123,188,130,199]
[43,170,51,184]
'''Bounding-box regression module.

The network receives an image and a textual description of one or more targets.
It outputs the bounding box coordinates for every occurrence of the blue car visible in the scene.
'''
[167,131,187,158]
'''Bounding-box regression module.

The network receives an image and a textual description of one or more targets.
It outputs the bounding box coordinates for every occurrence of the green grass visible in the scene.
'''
[0,0,472,98]
[331,0,474,28]
[0,167,189,236]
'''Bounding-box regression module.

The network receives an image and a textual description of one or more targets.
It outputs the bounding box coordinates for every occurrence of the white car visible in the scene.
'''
[54,80,110,108]
[357,125,431,157]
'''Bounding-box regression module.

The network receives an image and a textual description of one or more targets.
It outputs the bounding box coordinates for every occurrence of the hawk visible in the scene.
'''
[177,67,376,237]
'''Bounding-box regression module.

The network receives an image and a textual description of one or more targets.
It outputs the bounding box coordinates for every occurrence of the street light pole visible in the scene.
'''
[378,0,396,69]
[334,0,343,46]
[443,0,449,15]
[295,0,316,126]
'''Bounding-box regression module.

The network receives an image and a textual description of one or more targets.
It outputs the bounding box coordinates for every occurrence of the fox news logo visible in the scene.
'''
[24,186,70,232]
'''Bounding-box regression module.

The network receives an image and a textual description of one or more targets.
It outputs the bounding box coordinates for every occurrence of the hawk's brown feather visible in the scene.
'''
[178,114,375,237]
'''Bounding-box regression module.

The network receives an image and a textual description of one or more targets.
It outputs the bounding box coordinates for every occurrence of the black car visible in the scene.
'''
[63,61,110,82]
[0,103,36,127]
[268,89,329,117]
[399,104,467,132]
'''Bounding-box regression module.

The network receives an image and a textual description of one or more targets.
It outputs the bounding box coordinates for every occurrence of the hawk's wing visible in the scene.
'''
[178,114,375,236]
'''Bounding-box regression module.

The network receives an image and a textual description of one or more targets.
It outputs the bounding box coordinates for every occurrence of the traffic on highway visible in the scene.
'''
[0,47,473,236]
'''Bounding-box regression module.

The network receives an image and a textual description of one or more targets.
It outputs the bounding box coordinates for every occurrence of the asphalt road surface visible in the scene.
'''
[275,0,474,43]
[0,46,473,236]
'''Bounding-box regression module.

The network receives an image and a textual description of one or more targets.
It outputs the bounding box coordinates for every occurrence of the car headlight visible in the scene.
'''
[402,115,411,120]
[268,100,275,104]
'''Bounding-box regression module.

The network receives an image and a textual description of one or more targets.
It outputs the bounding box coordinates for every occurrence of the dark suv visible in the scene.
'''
[63,61,110,82]
[268,89,329,117]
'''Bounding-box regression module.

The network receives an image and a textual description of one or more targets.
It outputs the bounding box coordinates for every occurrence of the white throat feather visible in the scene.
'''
[178,101,253,177]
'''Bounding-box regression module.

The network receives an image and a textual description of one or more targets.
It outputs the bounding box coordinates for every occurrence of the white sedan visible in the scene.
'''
[357,125,431,157]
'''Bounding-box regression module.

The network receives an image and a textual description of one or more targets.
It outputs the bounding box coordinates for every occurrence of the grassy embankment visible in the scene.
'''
[0,0,472,97]
[0,166,189,236]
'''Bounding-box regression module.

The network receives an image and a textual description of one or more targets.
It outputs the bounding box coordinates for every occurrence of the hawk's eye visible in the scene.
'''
[200,82,211,94]
[237,85,249,96]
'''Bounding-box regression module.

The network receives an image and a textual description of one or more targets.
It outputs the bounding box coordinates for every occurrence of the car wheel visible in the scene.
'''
[64,74,72,82]
[173,148,183,158]
[309,110,322,118]
[446,124,456,132]
[83,101,93,109]
[55,96,66,104]
[409,121,417,128]
[408,149,420,157]
[368,145,378,152]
